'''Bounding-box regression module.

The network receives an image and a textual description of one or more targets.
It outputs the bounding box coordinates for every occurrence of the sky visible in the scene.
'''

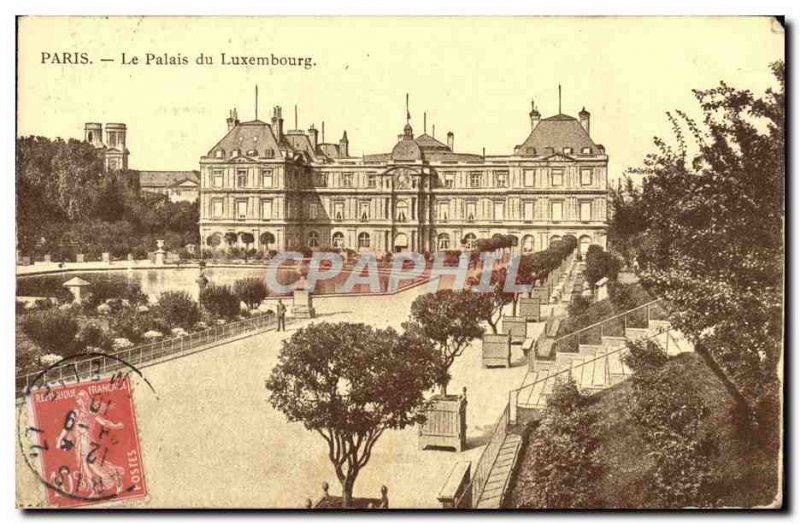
[17,17,784,180]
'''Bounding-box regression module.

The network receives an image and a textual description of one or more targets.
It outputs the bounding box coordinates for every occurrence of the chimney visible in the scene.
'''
[308,124,318,150]
[446,131,454,151]
[579,107,590,135]
[271,106,284,141]
[529,100,541,130]
[339,131,349,158]
[226,110,235,131]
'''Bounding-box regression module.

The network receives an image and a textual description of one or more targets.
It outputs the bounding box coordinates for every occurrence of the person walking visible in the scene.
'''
[276,299,286,332]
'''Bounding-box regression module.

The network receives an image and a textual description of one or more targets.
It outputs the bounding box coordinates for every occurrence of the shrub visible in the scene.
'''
[628,364,715,507]
[622,339,668,375]
[22,309,80,357]
[78,322,112,351]
[109,308,154,343]
[513,377,601,508]
[154,291,201,329]
[200,284,241,320]
[233,278,269,309]
[585,247,620,287]
[568,295,592,317]
[85,278,148,307]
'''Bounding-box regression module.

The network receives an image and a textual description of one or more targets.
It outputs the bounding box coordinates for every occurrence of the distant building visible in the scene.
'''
[198,102,608,255]
[84,122,129,171]
[139,171,201,202]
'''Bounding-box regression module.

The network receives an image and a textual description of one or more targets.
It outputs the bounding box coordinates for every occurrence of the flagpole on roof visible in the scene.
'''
[406,93,410,124]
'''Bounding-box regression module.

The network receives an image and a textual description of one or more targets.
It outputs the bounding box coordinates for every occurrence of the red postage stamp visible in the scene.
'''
[26,375,147,508]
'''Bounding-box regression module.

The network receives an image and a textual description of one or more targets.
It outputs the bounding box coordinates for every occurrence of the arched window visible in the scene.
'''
[437,233,450,250]
[332,232,345,249]
[358,232,370,248]
[307,231,320,248]
[549,235,562,248]
[462,233,477,251]
[394,233,409,250]
[521,235,535,254]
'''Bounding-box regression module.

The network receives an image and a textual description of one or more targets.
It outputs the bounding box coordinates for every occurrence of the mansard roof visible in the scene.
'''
[516,113,601,156]
[206,120,284,158]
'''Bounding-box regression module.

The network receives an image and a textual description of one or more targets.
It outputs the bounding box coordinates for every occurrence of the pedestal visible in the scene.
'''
[291,288,316,318]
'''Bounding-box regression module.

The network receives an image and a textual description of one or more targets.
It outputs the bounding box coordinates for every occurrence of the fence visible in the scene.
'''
[453,404,509,509]
[17,313,278,397]
[511,300,672,425]
[529,299,667,370]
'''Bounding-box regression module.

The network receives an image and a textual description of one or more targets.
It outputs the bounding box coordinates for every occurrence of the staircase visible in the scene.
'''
[510,301,693,425]
[474,433,522,508]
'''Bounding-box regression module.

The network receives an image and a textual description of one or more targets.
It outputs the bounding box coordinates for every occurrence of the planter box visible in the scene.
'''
[501,316,527,344]
[482,333,511,368]
[518,297,541,322]
[531,287,550,303]
[419,392,467,452]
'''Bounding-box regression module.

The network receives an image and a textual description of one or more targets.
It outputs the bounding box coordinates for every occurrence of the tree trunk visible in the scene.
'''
[512,296,518,317]
[488,317,498,334]
[694,341,754,422]
[341,474,356,508]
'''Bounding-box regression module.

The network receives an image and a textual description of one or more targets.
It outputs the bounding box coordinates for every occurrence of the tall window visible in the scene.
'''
[396,201,408,222]
[523,169,535,187]
[580,168,592,186]
[551,169,564,187]
[367,175,377,188]
[523,200,534,221]
[236,170,248,188]
[261,199,273,220]
[236,200,247,220]
[493,201,505,221]
[438,201,449,221]
[334,202,344,221]
[466,202,477,222]
[332,232,345,249]
[463,233,477,250]
[213,170,224,188]
[262,169,273,188]
[212,199,224,218]
[494,171,508,188]
[469,172,482,188]
[551,201,563,221]
[437,233,450,250]
[341,173,354,187]
[580,201,592,222]
[307,231,319,248]
[444,172,455,188]
[359,202,369,221]
[309,203,319,220]
[358,232,370,248]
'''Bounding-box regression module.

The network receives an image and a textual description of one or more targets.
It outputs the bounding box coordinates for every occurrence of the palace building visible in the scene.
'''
[198,102,608,255]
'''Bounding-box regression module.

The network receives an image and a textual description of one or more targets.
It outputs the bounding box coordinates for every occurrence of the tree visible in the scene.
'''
[608,176,648,265]
[200,284,241,319]
[22,309,80,357]
[466,269,514,334]
[407,290,489,395]
[154,291,201,329]
[628,62,784,425]
[233,277,268,309]
[266,322,439,507]
[514,377,601,509]
[584,246,620,287]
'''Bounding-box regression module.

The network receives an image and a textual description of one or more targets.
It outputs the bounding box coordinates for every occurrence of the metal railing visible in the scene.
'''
[511,300,671,424]
[17,312,278,397]
[453,404,509,509]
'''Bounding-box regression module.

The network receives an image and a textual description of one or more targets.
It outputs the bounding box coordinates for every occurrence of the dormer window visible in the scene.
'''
[231,149,240,158]
[264,149,275,158]
[582,147,592,154]
[247,149,258,156]
[526,147,536,155]
[563,147,573,154]
[215,149,225,158]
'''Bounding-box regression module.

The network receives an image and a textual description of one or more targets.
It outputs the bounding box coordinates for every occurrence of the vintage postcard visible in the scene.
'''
[14,16,784,509]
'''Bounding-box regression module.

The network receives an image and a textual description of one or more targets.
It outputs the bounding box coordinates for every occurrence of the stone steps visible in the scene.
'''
[474,433,522,509]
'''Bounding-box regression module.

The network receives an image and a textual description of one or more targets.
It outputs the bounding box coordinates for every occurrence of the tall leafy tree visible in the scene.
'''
[406,290,490,395]
[631,62,784,424]
[266,322,439,507]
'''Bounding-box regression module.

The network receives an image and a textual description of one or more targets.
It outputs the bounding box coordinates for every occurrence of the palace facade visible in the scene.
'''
[198,103,608,255]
